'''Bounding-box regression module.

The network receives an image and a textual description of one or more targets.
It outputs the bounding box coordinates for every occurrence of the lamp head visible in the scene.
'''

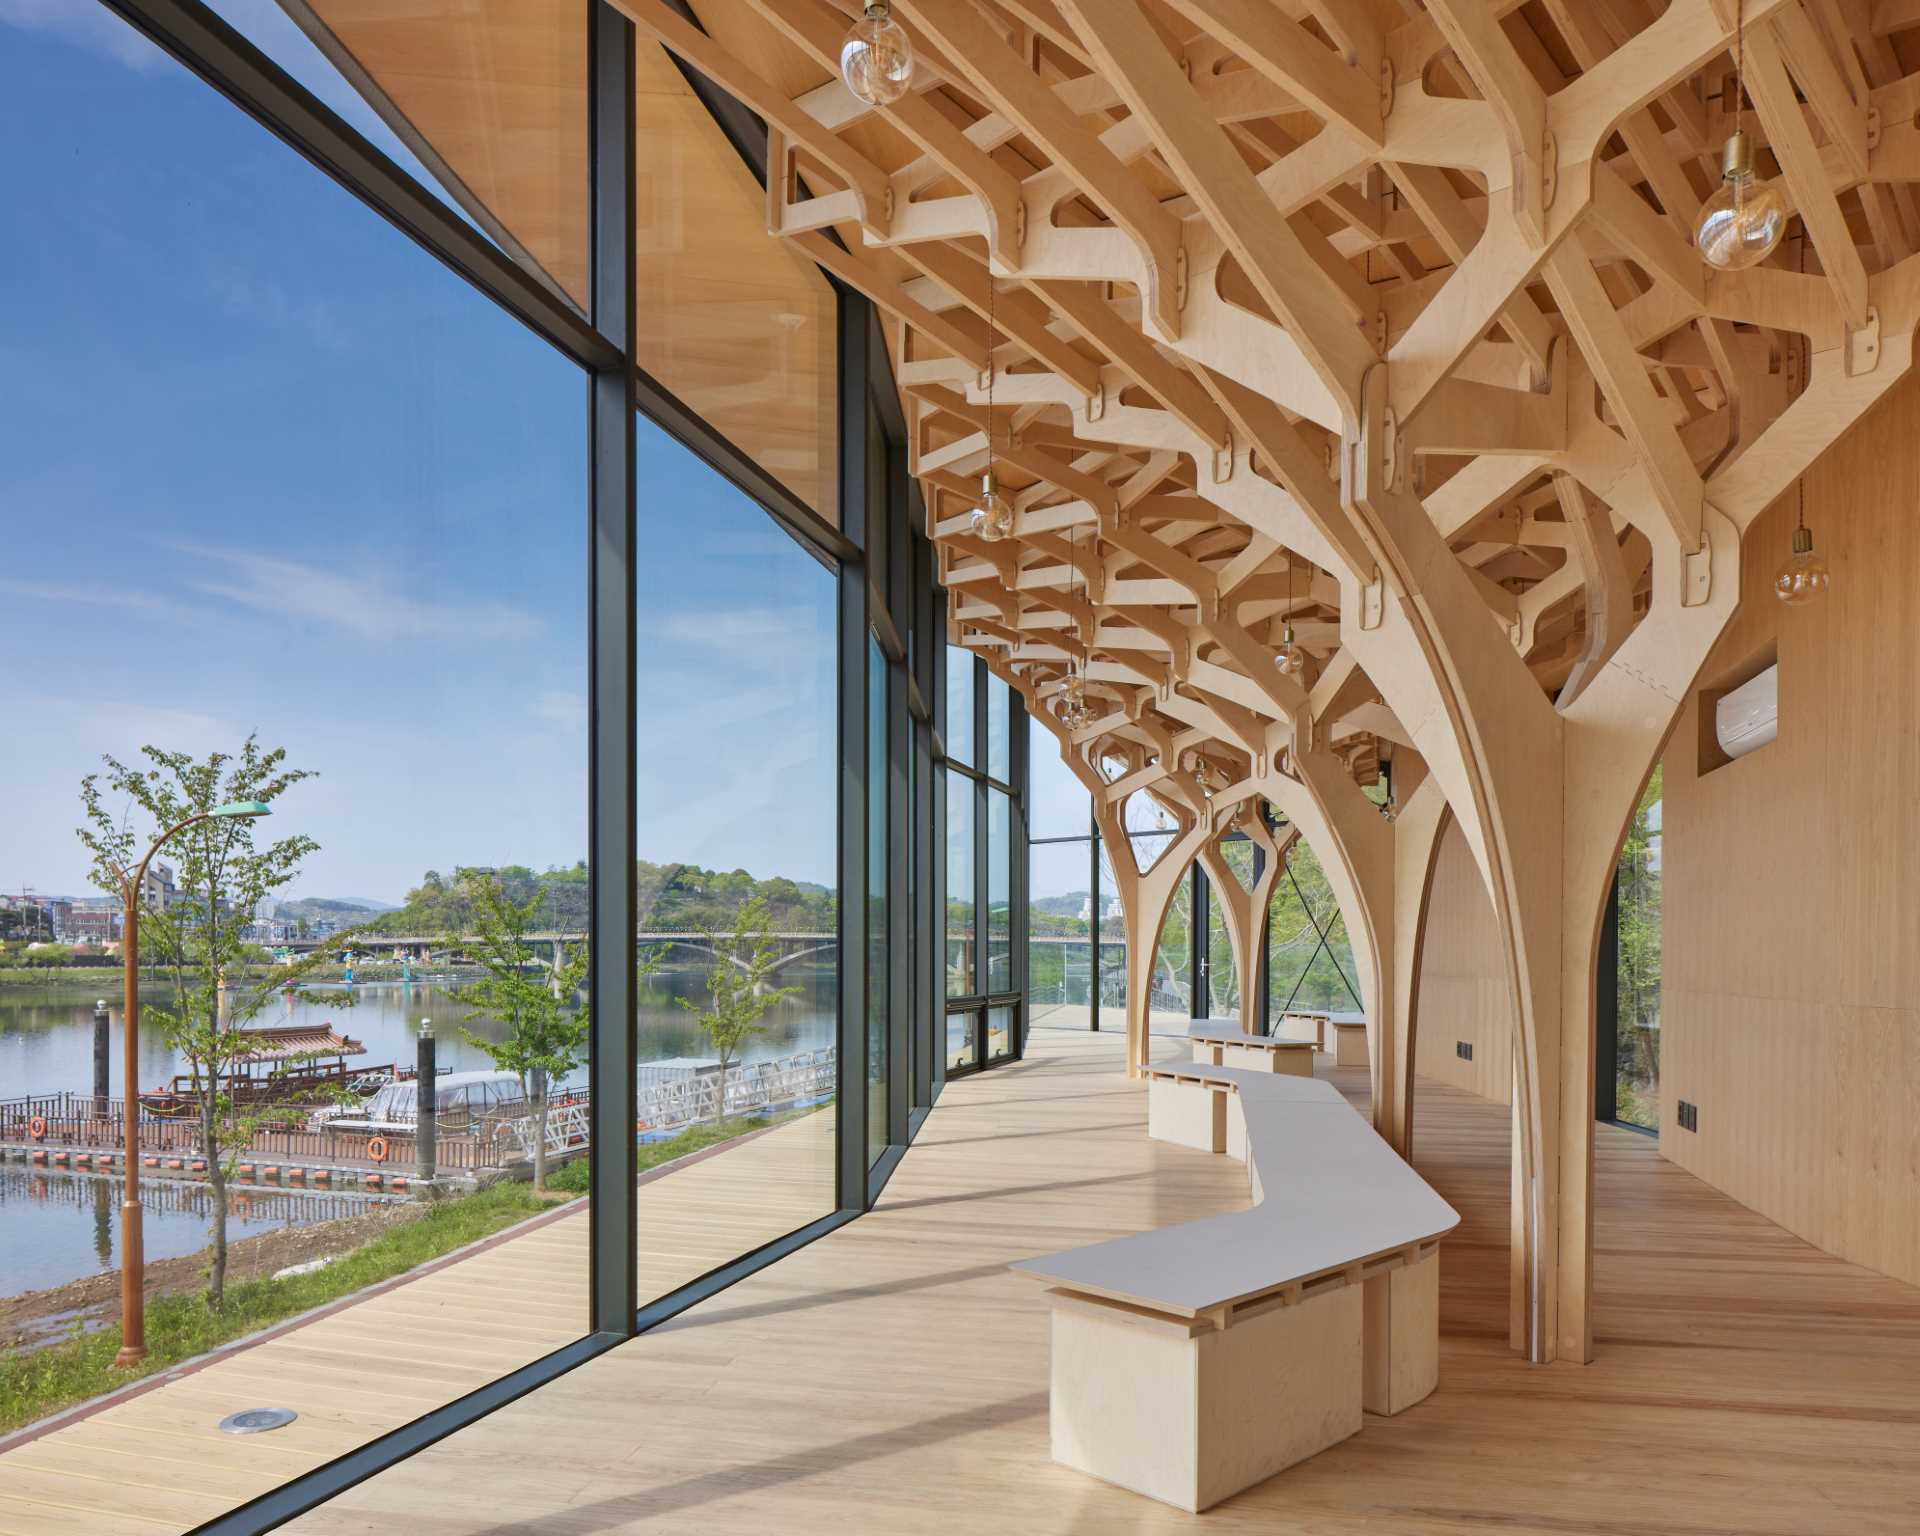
[211,800,271,820]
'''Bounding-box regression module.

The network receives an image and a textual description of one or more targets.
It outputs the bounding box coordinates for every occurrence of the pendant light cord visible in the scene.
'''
[1734,0,1744,132]
[984,268,997,476]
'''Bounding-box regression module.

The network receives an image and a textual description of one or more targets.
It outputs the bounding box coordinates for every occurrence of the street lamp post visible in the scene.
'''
[113,798,270,1368]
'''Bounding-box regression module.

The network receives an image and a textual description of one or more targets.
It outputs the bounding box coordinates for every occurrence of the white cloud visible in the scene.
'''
[0,1,166,72]
[0,577,187,618]
[178,545,543,647]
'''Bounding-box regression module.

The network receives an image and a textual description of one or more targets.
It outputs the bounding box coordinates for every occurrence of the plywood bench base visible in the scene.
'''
[1331,1021,1369,1069]
[1048,1285,1363,1513]
[1364,1249,1440,1415]
[1149,1072,1226,1154]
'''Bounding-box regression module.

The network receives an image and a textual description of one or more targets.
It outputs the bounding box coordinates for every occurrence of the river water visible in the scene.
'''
[0,967,837,1304]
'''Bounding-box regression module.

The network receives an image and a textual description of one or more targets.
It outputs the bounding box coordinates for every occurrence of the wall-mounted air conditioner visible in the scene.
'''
[1714,663,1777,760]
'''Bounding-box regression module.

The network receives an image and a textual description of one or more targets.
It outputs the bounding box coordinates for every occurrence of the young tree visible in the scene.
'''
[78,737,342,1309]
[677,896,800,1131]
[451,874,588,1194]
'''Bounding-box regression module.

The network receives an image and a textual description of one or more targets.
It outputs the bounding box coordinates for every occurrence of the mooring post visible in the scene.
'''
[416,1019,436,1186]
[92,998,111,1123]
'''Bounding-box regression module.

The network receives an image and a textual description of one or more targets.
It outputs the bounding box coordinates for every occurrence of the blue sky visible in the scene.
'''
[0,4,838,902]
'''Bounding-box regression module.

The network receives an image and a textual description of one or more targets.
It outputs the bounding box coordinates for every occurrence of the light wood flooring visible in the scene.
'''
[0,1110,835,1534]
[252,1026,1920,1536]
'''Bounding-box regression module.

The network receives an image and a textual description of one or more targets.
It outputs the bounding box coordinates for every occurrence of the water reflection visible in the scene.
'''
[0,1164,378,1296]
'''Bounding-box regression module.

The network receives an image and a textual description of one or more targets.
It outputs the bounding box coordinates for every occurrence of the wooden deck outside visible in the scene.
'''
[264,1026,1919,1536]
[0,1109,834,1535]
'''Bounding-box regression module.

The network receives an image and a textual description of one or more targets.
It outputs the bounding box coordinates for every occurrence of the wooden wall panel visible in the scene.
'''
[1662,367,1920,1290]
[1414,819,1512,1105]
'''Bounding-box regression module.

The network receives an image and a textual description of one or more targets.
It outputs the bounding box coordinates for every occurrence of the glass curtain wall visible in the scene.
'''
[1029,715,1279,1040]
[0,1,946,1524]
[1607,766,1663,1130]
[940,652,1026,1073]
[0,3,591,1515]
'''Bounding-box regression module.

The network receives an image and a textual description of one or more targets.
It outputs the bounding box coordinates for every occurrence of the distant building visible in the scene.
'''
[66,904,121,943]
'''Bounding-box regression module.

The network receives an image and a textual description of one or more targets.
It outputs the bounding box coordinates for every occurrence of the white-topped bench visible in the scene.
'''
[1011,1061,1459,1513]
[1187,1020,1316,1076]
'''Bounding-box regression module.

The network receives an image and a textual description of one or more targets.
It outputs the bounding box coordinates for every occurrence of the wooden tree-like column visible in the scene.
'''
[617,0,1920,1363]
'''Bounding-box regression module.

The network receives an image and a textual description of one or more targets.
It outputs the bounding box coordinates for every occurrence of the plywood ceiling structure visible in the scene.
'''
[292,0,1920,1368]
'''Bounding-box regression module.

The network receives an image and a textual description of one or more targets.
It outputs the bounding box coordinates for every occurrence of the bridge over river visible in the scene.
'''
[279,930,1093,978]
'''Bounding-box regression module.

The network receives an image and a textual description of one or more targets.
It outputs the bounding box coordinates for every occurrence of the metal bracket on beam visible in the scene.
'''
[1681,540,1712,608]
[1379,58,1394,118]
[1175,246,1189,312]
[1087,381,1105,422]
[1380,408,1400,490]
[1541,130,1558,210]
[1360,578,1385,631]
[1846,306,1881,377]
[1212,433,1234,484]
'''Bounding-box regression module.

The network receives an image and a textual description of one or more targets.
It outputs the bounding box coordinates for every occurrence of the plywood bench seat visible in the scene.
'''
[1186,1022,1316,1075]
[1010,1062,1459,1512]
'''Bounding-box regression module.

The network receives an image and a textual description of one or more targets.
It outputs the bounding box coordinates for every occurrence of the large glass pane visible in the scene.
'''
[987,1005,1015,1063]
[1614,766,1663,1130]
[945,771,975,998]
[986,671,1011,783]
[946,647,976,766]
[1029,714,1091,837]
[263,1,587,298]
[987,790,1012,993]
[867,636,890,1165]
[1268,841,1362,1019]
[630,43,837,518]
[1097,839,1130,1028]
[1149,852,1194,1032]
[1207,842,1258,1018]
[946,1008,980,1073]
[635,412,837,1304]
[0,13,588,1504]
[1029,841,1093,1029]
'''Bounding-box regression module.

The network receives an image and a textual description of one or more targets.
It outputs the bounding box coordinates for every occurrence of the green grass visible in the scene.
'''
[0,1183,550,1435]
[546,1104,824,1194]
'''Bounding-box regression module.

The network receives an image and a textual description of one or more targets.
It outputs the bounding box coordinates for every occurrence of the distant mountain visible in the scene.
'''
[1033,892,1090,918]
[274,896,399,921]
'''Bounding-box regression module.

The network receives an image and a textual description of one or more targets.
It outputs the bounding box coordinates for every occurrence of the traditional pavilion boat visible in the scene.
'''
[137,1024,374,1117]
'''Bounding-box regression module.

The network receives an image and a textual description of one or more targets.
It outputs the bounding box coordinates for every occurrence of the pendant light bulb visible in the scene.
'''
[1274,622,1307,678]
[1058,665,1091,728]
[839,2,914,107]
[1773,522,1830,606]
[970,470,1014,543]
[1697,129,1786,271]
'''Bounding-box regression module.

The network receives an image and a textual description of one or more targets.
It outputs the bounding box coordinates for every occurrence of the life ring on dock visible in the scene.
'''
[367,1136,390,1164]
[28,1116,46,1141]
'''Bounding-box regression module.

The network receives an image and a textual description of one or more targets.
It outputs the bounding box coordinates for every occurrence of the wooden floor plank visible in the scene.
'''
[270,1028,1920,1536]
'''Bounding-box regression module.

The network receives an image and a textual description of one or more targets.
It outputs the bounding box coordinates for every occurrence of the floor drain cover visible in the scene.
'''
[220,1408,297,1435]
